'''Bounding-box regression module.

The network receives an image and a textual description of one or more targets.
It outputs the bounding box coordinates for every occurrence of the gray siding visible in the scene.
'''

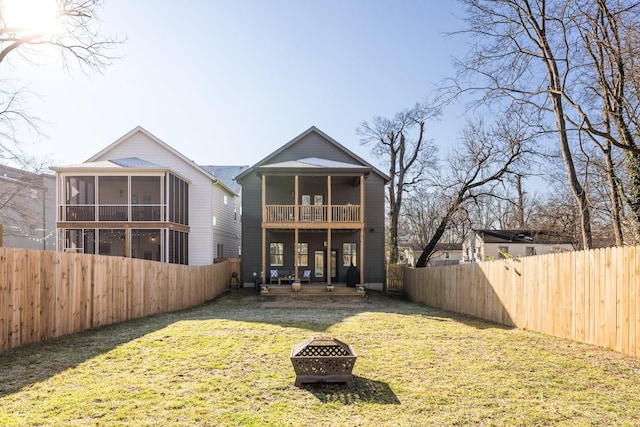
[240,172,264,282]
[239,128,388,287]
[363,173,386,284]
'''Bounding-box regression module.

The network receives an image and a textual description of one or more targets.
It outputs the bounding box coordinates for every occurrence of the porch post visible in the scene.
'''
[360,175,365,285]
[294,175,299,279]
[327,175,331,285]
[294,229,299,280]
[327,229,331,285]
[294,175,299,221]
[327,176,332,224]
[261,175,266,283]
[360,229,365,286]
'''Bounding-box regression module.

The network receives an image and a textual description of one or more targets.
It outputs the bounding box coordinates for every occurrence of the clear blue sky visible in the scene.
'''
[9,1,468,169]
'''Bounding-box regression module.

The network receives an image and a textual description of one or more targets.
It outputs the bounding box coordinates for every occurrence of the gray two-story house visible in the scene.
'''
[236,126,389,290]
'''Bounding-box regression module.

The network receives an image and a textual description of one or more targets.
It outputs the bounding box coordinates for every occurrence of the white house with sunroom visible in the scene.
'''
[52,126,246,265]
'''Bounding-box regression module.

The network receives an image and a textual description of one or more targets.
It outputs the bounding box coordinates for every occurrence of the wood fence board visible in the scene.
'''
[605,247,616,350]
[574,249,586,342]
[0,249,8,352]
[562,252,572,340]
[634,246,640,357]
[622,246,631,355]
[11,250,25,348]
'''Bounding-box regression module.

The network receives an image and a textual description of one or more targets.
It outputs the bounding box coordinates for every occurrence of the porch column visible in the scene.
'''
[360,229,365,286]
[294,229,299,280]
[327,176,332,224]
[294,175,299,221]
[327,175,332,285]
[360,175,365,285]
[327,229,331,285]
[294,175,299,280]
[261,175,266,283]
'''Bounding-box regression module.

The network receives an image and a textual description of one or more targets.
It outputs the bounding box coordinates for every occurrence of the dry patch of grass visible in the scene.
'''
[1,290,640,426]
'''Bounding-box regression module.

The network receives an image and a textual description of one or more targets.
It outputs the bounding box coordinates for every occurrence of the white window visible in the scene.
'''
[30,188,37,198]
[297,243,308,266]
[343,243,357,266]
[224,195,228,205]
[270,242,283,266]
[498,246,509,259]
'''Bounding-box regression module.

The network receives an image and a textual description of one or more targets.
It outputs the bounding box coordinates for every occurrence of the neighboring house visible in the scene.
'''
[0,164,56,250]
[236,126,390,290]
[52,126,246,265]
[427,242,463,266]
[462,229,574,262]
[398,242,462,267]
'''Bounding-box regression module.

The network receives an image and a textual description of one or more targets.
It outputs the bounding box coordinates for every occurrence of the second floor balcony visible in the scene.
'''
[264,204,362,228]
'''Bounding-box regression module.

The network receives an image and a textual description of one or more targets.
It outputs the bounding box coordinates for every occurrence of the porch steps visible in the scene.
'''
[260,283,367,297]
[257,283,367,306]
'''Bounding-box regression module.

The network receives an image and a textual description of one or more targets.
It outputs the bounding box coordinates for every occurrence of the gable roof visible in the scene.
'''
[474,229,573,245]
[62,126,239,196]
[236,126,390,182]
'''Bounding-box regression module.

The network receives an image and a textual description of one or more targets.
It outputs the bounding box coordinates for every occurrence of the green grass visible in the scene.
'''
[2,290,640,426]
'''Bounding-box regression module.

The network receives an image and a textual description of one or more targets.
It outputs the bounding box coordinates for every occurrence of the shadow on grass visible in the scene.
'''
[0,314,176,398]
[300,376,400,405]
[0,288,509,399]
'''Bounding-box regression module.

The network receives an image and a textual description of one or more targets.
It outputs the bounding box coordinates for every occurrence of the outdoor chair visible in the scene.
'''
[300,269,311,284]
[269,269,279,285]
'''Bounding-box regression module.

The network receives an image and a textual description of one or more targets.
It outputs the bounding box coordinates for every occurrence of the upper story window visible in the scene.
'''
[65,176,96,205]
[168,173,188,226]
[224,195,228,205]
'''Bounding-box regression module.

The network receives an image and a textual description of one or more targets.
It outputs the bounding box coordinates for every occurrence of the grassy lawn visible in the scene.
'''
[2,290,640,426]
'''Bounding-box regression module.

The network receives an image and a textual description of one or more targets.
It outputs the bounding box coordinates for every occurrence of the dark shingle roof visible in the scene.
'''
[476,229,572,245]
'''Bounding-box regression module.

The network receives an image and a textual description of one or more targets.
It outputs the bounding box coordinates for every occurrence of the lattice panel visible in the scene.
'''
[296,345,351,357]
[291,357,356,375]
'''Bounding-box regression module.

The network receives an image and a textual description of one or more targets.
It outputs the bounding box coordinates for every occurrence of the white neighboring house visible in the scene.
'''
[52,126,246,265]
[462,229,574,263]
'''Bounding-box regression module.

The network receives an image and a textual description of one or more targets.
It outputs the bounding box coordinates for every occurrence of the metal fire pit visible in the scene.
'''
[290,336,357,387]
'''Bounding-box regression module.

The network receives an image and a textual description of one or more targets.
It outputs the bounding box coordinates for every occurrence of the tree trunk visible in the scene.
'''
[602,144,624,246]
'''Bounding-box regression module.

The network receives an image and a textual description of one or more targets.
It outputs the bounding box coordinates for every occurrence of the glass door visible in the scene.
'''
[330,250,337,281]
[314,250,324,280]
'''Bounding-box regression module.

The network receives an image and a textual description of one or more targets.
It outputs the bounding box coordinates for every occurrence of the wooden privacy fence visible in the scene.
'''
[0,247,241,353]
[404,246,640,358]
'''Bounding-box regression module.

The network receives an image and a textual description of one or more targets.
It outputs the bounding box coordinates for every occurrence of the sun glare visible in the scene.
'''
[3,0,61,34]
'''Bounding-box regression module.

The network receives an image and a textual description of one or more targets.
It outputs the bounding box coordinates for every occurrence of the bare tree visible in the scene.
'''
[415,111,533,267]
[456,0,594,249]
[358,103,439,264]
[569,0,640,242]
[0,0,120,168]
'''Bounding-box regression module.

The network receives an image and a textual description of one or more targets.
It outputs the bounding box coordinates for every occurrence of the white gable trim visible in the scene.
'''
[86,126,238,196]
